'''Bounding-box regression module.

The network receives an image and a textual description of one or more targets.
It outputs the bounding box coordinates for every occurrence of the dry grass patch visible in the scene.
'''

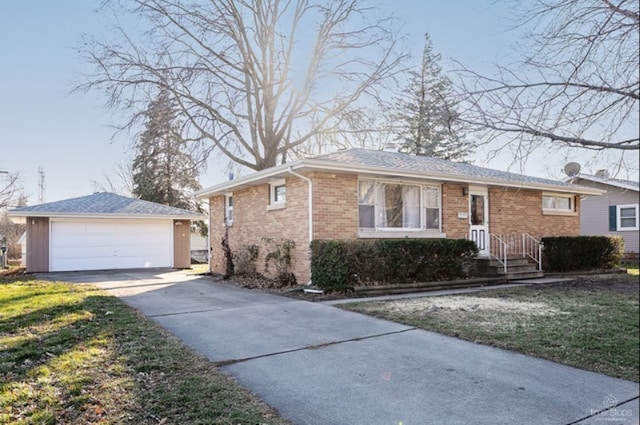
[343,273,639,382]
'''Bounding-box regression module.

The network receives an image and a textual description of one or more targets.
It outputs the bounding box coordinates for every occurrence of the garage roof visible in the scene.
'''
[7,192,206,221]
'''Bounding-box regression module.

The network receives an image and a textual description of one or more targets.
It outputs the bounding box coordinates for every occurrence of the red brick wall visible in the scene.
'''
[488,187,580,238]
[441,183,469,239]
[208,174,580,282]
[208,176,311,282]
[311,172,358,240]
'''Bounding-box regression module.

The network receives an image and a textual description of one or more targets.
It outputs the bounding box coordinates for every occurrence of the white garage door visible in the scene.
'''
[50,219,172,271]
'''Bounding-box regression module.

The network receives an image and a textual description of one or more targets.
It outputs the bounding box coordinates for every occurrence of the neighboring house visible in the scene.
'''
[7,192,205,273]
[17,232,26,266]
[197,148,602,283]
[190,226,209,263]
[570,172,639,257]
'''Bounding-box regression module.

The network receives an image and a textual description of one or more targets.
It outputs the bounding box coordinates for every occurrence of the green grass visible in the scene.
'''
[0,276,290,425]
[342,274,639,382]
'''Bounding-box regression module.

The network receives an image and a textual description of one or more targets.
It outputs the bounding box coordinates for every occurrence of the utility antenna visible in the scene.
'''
[38,166,45,203]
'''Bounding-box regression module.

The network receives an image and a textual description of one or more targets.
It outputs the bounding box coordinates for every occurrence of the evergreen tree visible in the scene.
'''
[132,88,203,212]
[394,34,472,161]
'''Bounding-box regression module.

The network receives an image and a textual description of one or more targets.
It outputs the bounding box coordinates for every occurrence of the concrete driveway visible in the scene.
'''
[40,269,640,425]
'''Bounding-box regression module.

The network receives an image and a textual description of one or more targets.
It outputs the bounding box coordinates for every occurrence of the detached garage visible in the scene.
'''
[7,192,205,273]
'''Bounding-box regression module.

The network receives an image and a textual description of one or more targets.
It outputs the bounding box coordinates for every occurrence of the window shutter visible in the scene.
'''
[609,205,617,231]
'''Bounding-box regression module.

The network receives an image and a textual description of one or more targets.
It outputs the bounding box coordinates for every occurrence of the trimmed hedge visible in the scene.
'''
[310,239,479,293]
[541,236,624,272]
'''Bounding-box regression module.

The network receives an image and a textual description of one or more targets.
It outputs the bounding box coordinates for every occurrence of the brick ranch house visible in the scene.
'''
[197,148,603,283]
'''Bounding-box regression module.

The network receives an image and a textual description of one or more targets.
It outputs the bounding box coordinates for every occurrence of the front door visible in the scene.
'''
[469,187,489,256]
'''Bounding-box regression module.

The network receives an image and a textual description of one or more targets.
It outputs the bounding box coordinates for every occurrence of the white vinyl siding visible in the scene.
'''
[577,179,639,254]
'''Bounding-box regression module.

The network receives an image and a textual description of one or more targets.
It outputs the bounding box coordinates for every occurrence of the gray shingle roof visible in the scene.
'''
[313,148,574,188]
[574,174,639,192]
[197,148,603,198]
[8,192,205,219]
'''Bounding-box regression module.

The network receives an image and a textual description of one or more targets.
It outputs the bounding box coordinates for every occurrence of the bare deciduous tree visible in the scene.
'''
[79,0,407,171]
[0,172,22,210]
[457,0,639,153]
[92,161,135,197]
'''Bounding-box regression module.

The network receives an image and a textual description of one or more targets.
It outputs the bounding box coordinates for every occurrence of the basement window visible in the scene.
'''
[542,193,576,215]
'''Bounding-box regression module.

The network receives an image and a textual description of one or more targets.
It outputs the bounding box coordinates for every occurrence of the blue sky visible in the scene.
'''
[0,1,636,205]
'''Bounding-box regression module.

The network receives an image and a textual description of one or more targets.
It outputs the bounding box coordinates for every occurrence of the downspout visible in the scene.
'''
[288,167,313,284]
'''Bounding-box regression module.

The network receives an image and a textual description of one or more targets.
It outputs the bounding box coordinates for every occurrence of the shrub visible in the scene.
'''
[309,240,350,293]
[542,236,624,272]
[310,239,478,293]
[263,238,297,287]
[233,244,259,276]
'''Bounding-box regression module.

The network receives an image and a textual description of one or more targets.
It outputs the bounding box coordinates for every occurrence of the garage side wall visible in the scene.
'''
[173,219,191,269]
[26,217,49,273]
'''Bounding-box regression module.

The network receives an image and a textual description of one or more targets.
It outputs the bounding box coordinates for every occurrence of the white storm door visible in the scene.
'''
[469,187,489,256]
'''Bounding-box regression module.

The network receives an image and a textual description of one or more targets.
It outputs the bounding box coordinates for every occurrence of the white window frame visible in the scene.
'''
[617,204,639,231]
[542,193,576,215]
[357,178,445,238]
[224,192,234,225]
[267,179,286,210]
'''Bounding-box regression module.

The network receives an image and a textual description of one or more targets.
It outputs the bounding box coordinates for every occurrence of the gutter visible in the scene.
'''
[5,212,206,221]
[197,158,603,198]
[287,167,313,244]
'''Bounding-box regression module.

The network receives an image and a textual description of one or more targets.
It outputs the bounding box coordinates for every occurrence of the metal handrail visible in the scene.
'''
[489,234,508,274]
[523,233,543,271]
[489,233,543,273]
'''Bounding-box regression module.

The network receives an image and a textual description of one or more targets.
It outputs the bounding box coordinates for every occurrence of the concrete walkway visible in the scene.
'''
[41,269,640,425]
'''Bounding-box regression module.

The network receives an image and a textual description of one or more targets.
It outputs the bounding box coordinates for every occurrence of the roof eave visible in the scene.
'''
[195,158,604,198]
[5,211,206,221]
[573,175,639,192]
[297,160,605,195]
[196,160,304,198]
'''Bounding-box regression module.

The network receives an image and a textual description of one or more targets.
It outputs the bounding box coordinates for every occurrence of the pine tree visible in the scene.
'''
[132,88,203,212]
[394,34,472,161]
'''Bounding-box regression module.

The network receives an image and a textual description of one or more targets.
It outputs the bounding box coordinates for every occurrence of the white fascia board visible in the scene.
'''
[6,212,206,221]
[196,161,303,198]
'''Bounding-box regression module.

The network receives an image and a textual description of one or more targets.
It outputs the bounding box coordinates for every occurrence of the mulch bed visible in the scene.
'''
[0,267,26,278]
[217,269,639,301]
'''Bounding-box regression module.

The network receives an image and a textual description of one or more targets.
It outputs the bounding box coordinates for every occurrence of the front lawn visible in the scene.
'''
[341,273,639,382]
[0,276,290,424]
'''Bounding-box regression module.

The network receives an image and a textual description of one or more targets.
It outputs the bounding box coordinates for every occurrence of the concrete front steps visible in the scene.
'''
[475,257,544,281]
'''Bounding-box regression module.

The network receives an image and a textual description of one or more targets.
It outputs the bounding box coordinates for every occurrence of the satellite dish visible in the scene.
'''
[564,162,581,177]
